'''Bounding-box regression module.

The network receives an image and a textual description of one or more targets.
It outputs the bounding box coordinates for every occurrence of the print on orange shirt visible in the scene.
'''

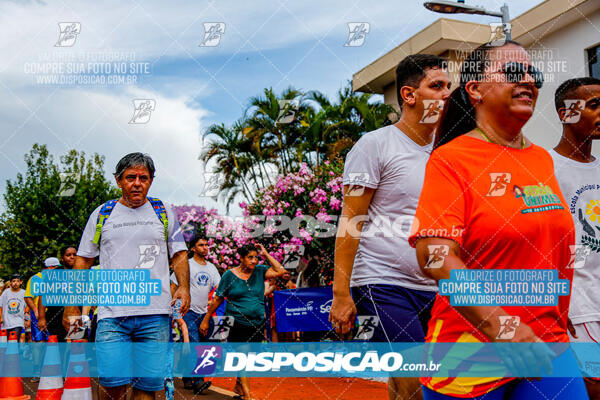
[512,182,564,214]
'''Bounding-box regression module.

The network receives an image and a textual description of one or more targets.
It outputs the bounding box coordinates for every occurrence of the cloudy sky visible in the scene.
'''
[0,0,545,215]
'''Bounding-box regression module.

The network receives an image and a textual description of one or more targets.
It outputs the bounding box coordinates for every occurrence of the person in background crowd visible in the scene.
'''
[60,246,77,269]
[25,257,67,342]
[0,273,26,341]
[59,245,79,337]
[171,234,220,394]
[71,152,190,400]
[265,270,297,342]
[330,53,450,400]
[550,76,600,399]
[200,243,285,400]
[410,40,587,399]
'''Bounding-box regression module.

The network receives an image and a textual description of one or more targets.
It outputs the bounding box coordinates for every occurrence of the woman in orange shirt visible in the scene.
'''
[409,40,588,399]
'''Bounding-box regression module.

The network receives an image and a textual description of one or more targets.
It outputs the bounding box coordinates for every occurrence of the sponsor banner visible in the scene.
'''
[273,286,333,332]
[3,342,599,378]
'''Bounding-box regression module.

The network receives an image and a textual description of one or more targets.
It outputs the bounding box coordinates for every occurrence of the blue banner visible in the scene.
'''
[273,286,333,332]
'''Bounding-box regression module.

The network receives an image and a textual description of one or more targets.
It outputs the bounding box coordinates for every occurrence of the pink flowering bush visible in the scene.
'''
[243,158,344,284]
[173,158,344,283]
[172,205,252,270]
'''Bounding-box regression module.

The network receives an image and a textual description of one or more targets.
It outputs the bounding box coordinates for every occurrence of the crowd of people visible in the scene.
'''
[330,40,600,400]
[1,38,599,400]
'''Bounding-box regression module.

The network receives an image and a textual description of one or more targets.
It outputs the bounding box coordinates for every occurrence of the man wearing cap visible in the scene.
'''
[24,257,67,342]
[0,273,26,341]
[71,153,190,400]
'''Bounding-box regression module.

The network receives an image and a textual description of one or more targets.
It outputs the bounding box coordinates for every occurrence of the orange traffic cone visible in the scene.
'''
[0,330,30,400]
[35,336,62,400]
[61,340,91,400]
[0,330,7,377]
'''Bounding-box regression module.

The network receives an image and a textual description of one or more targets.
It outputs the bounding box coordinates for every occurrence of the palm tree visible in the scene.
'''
[201,122,256,207]
[199,82,399,208]
[244,87,308,175]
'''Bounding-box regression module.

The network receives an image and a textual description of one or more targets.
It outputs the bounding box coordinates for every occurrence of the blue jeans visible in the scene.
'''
[182,310,213,385]
[183,310,213,343]
[96,315,170,392]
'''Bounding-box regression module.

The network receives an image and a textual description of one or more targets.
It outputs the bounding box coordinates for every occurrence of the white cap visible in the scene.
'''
[44,257,62,268]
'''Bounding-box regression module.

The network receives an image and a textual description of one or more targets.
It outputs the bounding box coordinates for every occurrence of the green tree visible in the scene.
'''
[0,144,120,277]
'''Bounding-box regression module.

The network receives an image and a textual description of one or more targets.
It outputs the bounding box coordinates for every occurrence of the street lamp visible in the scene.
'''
[423,0,511,40]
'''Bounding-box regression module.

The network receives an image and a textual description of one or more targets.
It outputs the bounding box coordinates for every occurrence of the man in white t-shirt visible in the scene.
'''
[0,274,26,341]
[329,54,450,400]
[551,77,600,399]
[171,235,220,393]
[73,152,191,400]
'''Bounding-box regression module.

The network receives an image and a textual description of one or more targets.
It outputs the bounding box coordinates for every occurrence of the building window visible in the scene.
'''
[588,45,600,79]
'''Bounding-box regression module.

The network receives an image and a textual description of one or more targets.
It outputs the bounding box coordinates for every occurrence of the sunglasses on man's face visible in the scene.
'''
[500,62,544,89]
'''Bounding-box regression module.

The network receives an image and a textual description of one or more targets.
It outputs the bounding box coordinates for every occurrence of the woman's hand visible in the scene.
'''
[255,243,268,256]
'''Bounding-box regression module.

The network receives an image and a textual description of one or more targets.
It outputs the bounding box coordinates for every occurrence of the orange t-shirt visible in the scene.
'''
[408,135,575,397]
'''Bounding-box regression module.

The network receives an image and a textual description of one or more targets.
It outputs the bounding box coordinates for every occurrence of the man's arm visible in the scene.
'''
[199,295,224,336]
[62,256,95,331]
[24,298,37,318]
[37,294,46,331]
[171,250,191,316]
[329,185,375,334]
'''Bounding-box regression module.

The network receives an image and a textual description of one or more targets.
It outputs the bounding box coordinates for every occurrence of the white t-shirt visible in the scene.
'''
[0,288,26,329]
[171,258,220,315]
[343,125,437,290]
[551,150,600,324]
[78,200,187,320]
